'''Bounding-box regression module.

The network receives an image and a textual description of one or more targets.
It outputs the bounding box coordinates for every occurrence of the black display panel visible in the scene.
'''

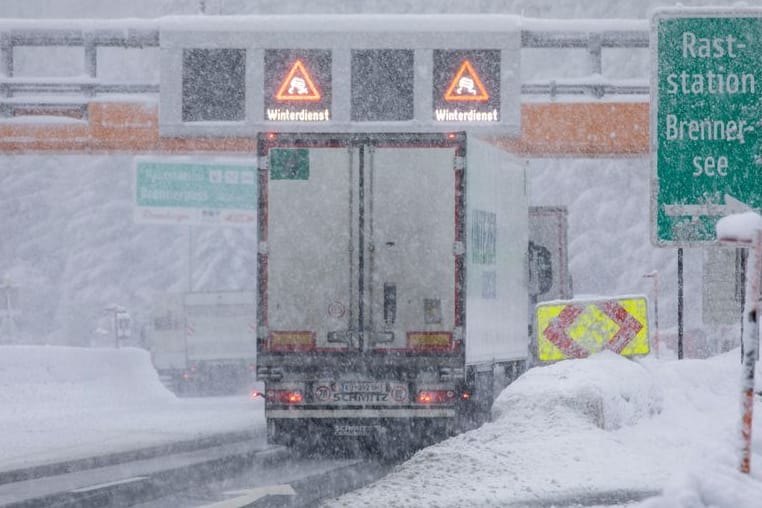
[432,50,500,123]
[182,49,246,122]
[351,49,414,122]
[264,49,332,123]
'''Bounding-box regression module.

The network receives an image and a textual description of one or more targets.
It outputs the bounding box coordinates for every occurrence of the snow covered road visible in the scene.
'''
[2,345,762,507]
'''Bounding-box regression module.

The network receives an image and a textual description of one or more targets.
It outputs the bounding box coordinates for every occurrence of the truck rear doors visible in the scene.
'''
[259,133,465,356]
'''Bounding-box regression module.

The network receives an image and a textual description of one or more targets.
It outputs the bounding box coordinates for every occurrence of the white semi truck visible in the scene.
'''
[148,291,257,394]
[255,132,529,450]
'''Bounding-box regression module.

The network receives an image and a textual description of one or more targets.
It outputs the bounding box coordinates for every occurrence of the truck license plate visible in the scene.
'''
[338,382,386,393]
[334,424,377,436]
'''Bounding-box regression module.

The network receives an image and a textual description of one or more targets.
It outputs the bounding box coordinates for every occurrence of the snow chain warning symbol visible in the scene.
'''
[535,296,649,362]
[444,60,489,102]
[275,60,321,102]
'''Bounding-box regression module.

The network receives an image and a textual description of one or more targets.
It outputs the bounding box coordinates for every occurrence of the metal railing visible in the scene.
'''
[521,28,649,98]
[0,22,651,117]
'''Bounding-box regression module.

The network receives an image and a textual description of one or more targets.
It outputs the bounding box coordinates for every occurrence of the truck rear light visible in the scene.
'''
[182,365,197,380]
[268,331,315,352]
[408,332,452,351]
[417,390,455,404]
[267,389,304,404]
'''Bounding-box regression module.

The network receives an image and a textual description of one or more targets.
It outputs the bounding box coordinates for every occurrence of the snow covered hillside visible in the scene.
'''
[1,155,257,345]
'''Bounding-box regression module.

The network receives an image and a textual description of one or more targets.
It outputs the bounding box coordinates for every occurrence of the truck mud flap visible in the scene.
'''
[267,417,454,457]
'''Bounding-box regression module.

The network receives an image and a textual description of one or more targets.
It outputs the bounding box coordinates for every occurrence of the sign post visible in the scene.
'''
[643,271,660,358]
[717,212,762,474]
[652,10,762,246]
[739,229,761,474]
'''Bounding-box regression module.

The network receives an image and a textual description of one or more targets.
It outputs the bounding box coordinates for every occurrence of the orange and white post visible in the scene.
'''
[740,229,762,474]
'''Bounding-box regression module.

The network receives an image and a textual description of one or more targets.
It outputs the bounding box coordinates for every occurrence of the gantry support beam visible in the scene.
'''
[0,101,648,156]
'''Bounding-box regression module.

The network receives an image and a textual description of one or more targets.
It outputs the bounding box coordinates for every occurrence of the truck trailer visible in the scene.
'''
[148,291,257,394]
[256,132,528,451]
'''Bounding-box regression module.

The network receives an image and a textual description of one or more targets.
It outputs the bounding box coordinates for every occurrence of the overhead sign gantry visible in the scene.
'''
[158,14,521,136]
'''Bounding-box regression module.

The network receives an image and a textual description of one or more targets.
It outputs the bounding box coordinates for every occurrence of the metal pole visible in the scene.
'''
[188,226,193,292]
[740,229,762,474]
[678,248,684,359]
[654,273,660,358]
[113,308,119,348]
[644,271,660,358]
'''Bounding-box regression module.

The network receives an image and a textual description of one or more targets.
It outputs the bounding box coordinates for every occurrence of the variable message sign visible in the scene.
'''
[652,10,762,246]
[159,15,521,136]
[134,159,257,227]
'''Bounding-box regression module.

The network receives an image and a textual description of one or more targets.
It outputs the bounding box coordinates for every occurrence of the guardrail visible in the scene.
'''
[0,23,651,117]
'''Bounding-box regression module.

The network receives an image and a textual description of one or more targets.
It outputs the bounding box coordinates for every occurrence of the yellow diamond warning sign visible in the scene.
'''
[535,296,650,362]
[275,60,322,102]
[444,60,489,102]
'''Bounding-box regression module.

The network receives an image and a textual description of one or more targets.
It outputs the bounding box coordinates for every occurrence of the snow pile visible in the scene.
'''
[325,352,762,507]
[0,346,259,471]
[494,351,662,430]
[640,468,762,508]
[0,345,175,408]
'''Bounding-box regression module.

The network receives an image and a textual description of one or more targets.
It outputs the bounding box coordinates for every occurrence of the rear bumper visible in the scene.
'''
[256,351,464,378]
[267,407,456,418]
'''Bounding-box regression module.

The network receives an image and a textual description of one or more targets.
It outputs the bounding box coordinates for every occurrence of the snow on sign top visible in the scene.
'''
[159,14,522,34]
[717,212,762,244]
[651,8,762,247]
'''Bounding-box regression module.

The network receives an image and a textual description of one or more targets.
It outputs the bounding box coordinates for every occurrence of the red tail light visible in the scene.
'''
[266,389,304,404]
[249,390,263,399]
[417,390,456,404]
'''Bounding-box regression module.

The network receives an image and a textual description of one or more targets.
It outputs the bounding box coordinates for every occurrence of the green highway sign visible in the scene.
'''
[652,10,762,246]
[134,159,257,227]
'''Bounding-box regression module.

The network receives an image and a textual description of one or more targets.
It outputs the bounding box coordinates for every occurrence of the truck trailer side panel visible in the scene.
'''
[465,137,528,365]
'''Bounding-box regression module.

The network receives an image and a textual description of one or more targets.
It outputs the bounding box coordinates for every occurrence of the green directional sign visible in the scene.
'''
[652,10,762,246]
[134,160,257,227]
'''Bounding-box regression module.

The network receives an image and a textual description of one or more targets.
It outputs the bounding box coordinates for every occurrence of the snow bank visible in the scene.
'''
[325,351,762,508]
[494,351,662,430]
[638,467,762,508]
[0,346,259,471]
[0,345,175,408]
